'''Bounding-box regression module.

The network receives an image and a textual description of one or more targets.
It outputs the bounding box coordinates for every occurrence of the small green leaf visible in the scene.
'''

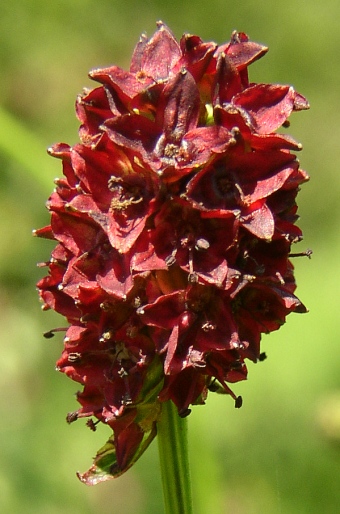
[77,357,164,485]
[77,423,157,485]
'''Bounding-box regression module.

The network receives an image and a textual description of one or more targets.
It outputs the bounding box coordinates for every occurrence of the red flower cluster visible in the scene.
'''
[36,22,309,482]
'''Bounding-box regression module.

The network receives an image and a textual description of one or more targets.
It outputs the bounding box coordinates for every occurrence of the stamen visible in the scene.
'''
[36,261,50,268]
[108,176,123,190]
[187,248,197,283]
[208,379,220,393]
[195,238,210,251]
[66,411,79,424]
[116,366,133,405]
[202,321,216,332]
[122,392,133,406]
[235,396,243,409]
[289,248,312,259]
[188,272,198,283]
[118,367,128,378]
[99,329,114,343]
[108,175,143,211]
[179,408,191,418]
[165,253,177,267]
[68,352,82,363]
[86,419,100,431]
[275,272,285,285]
[43,327,68,339]
[100,301,113,311]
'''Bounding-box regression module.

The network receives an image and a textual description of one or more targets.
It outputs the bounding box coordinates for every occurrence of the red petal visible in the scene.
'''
[250,133,303,152]
[137,22,181,80]
[33,225,54,240]
[213,53,242,105]
[107,208,147,254]
[89,66,153,104]
[178,35,216,82]
[50,211,101,256]
[130,33,149,73]
[97,251,134,300]
[139,291,186,330]
[182,125,234,167]
[156,70,200,145]
[225,39,268,70]
[241,203,274,240]
[234,84,305,133]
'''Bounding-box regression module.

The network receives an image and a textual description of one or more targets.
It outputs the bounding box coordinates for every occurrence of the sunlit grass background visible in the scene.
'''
[1,1,339,513]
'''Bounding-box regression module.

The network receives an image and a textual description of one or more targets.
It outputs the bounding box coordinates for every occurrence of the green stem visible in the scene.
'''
[157,400,193,514]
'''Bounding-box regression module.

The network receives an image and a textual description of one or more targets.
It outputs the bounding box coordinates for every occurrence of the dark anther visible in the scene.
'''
[208,378,218,392]
[66,411,79,424]
[86,419,100,432]
[259,352,267,361]
[179,408,192,418]
[195,238,210,251]
[188,272,198,283]
[235,396,243,409]
[43,331,55,339]
[43,327,68,339]
[208,379,226,394]
[230,30,241,44]
[165,254,176,267]
[289,248,312,259]
[68,352,82,363]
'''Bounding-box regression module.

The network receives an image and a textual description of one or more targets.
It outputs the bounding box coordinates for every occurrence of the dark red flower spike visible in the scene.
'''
[37,22,309,483]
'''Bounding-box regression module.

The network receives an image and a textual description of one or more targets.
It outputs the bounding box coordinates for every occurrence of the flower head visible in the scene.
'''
[36,22,309,483]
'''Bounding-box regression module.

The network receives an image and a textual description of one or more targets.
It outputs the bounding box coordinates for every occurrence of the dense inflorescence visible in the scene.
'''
[36,22,309,482]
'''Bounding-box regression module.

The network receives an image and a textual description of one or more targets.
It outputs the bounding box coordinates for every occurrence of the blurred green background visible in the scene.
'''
[1,1,339,513]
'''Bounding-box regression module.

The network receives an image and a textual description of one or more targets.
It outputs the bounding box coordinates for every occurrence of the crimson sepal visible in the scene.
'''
[233,84,309,134]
